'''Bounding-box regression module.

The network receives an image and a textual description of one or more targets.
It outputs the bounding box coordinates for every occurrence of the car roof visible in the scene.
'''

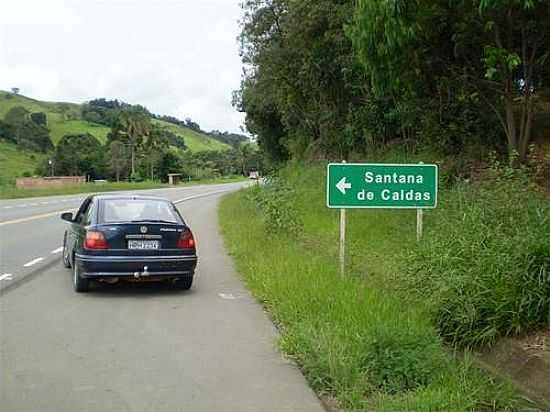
[91,194,171,202]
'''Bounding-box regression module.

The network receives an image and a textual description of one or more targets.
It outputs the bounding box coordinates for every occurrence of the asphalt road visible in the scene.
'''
[0,183,324,412]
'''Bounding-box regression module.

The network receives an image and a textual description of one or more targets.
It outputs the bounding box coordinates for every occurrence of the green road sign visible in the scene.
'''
[327,163,438,209]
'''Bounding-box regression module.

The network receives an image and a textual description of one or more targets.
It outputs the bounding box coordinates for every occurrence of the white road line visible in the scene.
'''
[23,257,44,267]
[174,189,234,204]
[3,206,13,209]
[0,209,72,227]
[40,202,49,205]
[51,247,63,254]
[0,273,13,281]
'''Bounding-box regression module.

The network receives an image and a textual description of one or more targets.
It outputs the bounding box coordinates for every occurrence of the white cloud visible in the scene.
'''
[0,0,245,133]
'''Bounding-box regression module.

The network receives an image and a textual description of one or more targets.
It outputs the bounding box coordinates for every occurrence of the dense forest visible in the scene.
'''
[235,0,550,167]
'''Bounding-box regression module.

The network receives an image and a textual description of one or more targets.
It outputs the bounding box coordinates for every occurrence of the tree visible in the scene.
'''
[4,106,29,127]
[350,0,550,160]
[4,106,53,152]
[108,140,128,182]
[30,112,47,126]
[477,0,550,159]
[143,125,169,180]
[16,122,54,152]
[110,107,152,177]
[185,117,201,132]
[0,120,16,144]
[11,87,19,95]
[158,151,183,182]
[237,0,367,159]
[54,134,105,177]
[237,142,255,176]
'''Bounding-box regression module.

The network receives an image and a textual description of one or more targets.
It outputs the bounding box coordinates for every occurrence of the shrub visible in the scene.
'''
[30,112,47,126]
[247,177,303,235]
[360,325,446,394]
[403,164,550,347]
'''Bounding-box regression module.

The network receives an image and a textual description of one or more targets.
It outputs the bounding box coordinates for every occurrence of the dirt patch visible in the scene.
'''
[514,328,550,364]
[476,330,550,411]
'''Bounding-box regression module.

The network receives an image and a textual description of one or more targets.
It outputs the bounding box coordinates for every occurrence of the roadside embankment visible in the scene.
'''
[219,163,548,411]
[476,334,550,411]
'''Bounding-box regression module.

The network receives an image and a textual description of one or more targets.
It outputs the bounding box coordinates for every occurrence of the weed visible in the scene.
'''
[220,166,525,410]
[247,176,303,235]
[404,164,550,347]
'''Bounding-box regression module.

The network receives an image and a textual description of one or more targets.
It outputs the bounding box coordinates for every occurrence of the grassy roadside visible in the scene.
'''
[219,165,537,411]
[0,176,245,200]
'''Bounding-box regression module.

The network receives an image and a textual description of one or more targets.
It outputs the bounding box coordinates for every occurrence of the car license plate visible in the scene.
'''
[128,240,160,250]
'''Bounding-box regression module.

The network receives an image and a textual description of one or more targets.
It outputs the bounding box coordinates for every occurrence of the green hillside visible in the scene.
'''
[0,91,110,144]
[0,90,229,150]
[153,119,229,152]
[0,141,46,185]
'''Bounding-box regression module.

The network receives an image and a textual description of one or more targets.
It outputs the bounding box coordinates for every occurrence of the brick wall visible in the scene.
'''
[16,176,86,189]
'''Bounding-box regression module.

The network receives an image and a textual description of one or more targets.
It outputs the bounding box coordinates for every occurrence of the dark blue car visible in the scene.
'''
[61,195,197,292]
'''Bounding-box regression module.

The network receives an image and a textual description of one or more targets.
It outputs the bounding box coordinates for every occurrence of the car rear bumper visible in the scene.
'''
[75,254,197,278]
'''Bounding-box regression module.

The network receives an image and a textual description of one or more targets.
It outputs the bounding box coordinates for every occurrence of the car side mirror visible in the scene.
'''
[61,212,74,222]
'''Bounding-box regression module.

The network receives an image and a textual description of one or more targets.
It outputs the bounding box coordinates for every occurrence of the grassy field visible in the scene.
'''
[218,164,539,411]
[0,141,47,186]
[49,119,110,144]
[153,119,229,152]
[0,175,245,200]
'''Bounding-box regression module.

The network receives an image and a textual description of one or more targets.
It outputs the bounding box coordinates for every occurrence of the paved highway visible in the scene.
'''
[0,183,324,412]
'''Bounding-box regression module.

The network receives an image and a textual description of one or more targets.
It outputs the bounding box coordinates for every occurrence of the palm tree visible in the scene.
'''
[238,143,253,176]
[115,108,152,177]
[143,126,168,180]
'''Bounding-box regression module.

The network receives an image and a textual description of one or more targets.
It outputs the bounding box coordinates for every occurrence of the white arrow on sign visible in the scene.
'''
[336,177,352,195]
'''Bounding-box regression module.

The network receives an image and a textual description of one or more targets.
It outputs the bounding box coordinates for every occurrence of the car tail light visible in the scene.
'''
[84,231,109,250]
[177,229,195,249]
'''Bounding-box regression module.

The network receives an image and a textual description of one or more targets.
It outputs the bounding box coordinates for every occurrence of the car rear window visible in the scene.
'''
[100,199,180,224]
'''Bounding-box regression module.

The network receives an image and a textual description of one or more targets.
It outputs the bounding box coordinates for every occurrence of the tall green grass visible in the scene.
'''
[403,167,550,347]
[219,164,527,411]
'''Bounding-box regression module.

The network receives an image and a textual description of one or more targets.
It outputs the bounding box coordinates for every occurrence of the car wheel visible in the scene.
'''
[73,259,89,293]
[173,276,193,290]
[62,233,71,268]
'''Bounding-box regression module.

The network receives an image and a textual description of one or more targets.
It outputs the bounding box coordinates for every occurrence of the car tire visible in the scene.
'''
[173,276,193,290]
[73,259,89,293]
[62,233,71,268]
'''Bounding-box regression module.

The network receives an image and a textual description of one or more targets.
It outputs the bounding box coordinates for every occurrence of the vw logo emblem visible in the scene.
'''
[140,226,148,234]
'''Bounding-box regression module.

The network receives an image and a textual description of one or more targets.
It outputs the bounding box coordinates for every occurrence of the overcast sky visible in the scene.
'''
[0,0,246,133]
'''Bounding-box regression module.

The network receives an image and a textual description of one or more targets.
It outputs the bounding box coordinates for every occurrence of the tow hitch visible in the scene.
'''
[133,266,150,279]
